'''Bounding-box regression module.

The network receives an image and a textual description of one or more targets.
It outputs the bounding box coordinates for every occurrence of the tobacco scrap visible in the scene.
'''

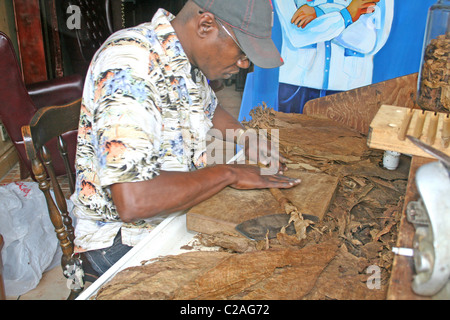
[195,231,264,253]
[417,33,450,113]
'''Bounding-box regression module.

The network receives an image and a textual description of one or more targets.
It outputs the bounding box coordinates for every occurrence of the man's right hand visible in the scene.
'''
[227,164,301,190]
[347,0,380,22]
[111,164,300,223]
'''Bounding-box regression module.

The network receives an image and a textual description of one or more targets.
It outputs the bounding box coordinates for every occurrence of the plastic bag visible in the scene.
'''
[0,181,69,296]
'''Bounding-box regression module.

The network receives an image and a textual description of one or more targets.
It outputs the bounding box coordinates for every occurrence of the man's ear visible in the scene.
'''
[196,11,217,38]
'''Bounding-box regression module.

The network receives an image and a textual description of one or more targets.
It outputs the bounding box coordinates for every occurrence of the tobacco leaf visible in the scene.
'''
[96,241,339,300]
[173,240,339,300]
[304,248,386,300]
[95,251,232,300]
[195,232,261,253]
[417,33,450,112]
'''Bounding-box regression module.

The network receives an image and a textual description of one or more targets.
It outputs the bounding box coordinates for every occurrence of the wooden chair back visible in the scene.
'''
[21,99,82,299]
[0,31,82,180]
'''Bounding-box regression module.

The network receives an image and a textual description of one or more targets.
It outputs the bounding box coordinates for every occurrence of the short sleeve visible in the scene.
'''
[90,38,164,187]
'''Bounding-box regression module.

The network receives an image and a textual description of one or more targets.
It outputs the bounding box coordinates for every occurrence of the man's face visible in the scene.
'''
[197,19,250,81]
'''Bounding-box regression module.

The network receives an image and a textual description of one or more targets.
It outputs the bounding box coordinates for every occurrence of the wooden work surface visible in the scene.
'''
[186,169,339,236]
[387,156,434,300]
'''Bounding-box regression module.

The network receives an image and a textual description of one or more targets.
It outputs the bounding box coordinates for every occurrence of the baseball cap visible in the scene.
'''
[192,0,283,69]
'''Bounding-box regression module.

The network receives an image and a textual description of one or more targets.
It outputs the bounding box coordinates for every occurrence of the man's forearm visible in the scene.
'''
[111,164,235,222]
[211,103,245,143]
[111,161,300,223]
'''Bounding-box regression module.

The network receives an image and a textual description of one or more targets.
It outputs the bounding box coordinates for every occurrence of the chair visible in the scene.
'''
[21,99,90,299]
[0,31,83,180]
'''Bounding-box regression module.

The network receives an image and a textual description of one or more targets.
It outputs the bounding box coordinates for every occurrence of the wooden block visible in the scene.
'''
[368,105,450,159]
[304,73,418,135]
[186,170,339,236]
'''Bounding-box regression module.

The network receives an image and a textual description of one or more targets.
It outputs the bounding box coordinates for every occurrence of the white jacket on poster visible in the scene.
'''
[273,0,394,91]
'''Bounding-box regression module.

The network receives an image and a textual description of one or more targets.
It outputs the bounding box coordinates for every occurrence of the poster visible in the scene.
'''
[239,0,436,120]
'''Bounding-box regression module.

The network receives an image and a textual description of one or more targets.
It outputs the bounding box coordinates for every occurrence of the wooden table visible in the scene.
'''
[387,156,434,300]
[303,74,446,299]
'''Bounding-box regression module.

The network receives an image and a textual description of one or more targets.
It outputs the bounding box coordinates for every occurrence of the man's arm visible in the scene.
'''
[111,103,300,223]
[346,0,379,22]
[111,162,300,223]
[274,0,346,47]
[334,0,392,55]
[291,4,317,29]
[211,103,245,143]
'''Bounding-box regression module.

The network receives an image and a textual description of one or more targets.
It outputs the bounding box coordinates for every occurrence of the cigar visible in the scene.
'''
[442,113,450,148]
[412,110,426,138]
[426,112,439,145]
[398,108,414,141]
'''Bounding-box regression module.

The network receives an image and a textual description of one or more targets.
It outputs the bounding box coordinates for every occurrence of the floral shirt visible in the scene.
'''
[70,9,217,252]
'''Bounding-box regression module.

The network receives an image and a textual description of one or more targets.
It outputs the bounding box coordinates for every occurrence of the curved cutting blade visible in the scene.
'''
[235,213,318,241]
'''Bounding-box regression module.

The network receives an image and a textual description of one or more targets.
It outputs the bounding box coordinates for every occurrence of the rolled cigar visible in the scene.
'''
[442,114,450,148]
[398,108,414,141]
[426,112,439,145]
[412,110,426,138]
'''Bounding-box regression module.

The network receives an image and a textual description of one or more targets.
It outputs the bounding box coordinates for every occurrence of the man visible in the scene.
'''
[274,0,393,113]
[70,0,300,276]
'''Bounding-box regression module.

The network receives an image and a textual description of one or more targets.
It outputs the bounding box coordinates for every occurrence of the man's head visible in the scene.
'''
[192,0,282,69]
[172,0,282,80]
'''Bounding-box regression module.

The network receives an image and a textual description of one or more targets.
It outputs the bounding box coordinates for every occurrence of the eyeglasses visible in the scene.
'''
[215,18,249,63]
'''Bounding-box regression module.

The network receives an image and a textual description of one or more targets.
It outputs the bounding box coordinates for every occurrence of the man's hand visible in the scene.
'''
[238,129,288,175]
[347,0,380,22]
[228,164,300,190]
[291,4,317,28]
[111,163,300,223]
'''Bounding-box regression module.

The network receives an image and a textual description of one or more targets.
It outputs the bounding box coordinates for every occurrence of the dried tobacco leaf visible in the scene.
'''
[417,33,450,112]
[173,240,339,300]
[96,241,339,300]
[95,251,232,300]
[304,248,386,300]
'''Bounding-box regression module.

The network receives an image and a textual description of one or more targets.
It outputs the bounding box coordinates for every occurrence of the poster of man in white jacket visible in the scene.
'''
[273,0,394,113]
